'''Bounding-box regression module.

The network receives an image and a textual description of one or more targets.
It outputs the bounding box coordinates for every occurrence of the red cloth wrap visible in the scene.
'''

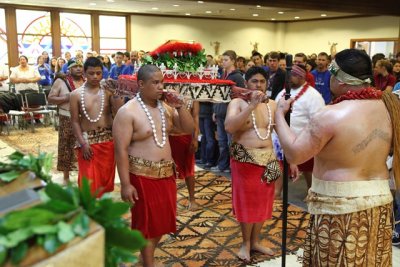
[130,173,177,239]
[231,159,275,223]
[169,134,195,179]
[76,141,115,197]
[298,157,314,172]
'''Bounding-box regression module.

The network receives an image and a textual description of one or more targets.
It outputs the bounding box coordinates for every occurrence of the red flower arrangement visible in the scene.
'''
[149,41,203,58]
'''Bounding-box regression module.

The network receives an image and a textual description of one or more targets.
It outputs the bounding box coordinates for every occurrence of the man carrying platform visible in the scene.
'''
[113,64,194,266]
[70,57,123,197]
[276,49,399,266]
[225,66,280,262]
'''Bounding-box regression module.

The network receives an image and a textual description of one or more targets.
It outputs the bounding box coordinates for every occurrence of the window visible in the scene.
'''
[0,8,7,65]
[16,9,52,65]
[60,12,92,56]
[99,15,126,55]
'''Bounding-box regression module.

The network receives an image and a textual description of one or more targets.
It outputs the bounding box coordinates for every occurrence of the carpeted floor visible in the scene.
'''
[1,127,310,266]
[136,171,309,267]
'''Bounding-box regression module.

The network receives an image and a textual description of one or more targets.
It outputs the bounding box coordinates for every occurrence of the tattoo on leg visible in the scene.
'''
[352,129,390,154]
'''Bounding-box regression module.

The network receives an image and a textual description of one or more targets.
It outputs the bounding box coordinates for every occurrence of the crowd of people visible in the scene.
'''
[0,47,400,266]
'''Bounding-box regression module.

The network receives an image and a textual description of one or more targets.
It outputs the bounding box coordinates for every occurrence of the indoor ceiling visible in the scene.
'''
[0,0,367,21]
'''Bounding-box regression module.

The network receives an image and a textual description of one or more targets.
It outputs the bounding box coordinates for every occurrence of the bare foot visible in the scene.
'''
[187,201,200,211]
[251,243,274,256]
[237,244,251,262]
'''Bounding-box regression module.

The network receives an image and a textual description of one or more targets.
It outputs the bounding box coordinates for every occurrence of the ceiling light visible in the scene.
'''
[321,14,327,17]
[253,14,259,17]
[256,5,261,8]
[173,4,180,7]
[89,2,96,6]
[185,13,191,16]
[278,11,284,14]
[271,18,276,21]
[294,16,300,19]
[198,1,204,3]
[4,0,11,2]
[229,8,235,11]
[106,0,115,2]
[205,11,212,14]
[152,7,159,10]
[133,10,139,12]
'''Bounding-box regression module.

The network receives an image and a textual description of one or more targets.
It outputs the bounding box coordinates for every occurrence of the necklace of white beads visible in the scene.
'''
[250,103,272,140]
[80,85,105,123]
[136,93,167,148]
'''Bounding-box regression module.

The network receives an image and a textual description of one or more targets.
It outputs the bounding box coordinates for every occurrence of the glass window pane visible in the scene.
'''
[61,36,92,55]
[0,9,7,64]
[60,13,91,37]
[99,15,126,38]
[16,10,51,34]
[18,34,52,64]
[99,38,126,54]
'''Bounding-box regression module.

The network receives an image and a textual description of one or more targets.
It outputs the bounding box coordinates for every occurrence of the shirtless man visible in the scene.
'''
[113,64,194,267]
[225,66,279,262]
[48,59,84,184]
[276,49,397,265]
[169,100,200,210]
[70,57,123,197]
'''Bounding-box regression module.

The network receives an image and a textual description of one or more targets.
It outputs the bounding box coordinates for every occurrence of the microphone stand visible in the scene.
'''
[281,54,292,267]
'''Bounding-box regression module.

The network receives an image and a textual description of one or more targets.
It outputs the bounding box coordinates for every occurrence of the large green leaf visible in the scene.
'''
[71,213,90,237]
[1,209,57,230]
[8,151,24,161]
[43,234,61,254]
[105,226,146,251]
[0,244,6,265]
[6,228,33,247]
[38,199,77,214]
[0,170,21,182]
[31,225,58,235]
[92,199,129,223]
[10,242,28,264]
[57,221,75,243]
[44,183,74,204]
[79,178,95,212]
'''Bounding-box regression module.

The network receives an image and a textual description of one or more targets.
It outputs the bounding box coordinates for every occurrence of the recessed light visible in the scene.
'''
[253,14,259,17]
[106,0,115,3]
[294,16,300,19]
[198,1,204,3]
[89,2,96,6]
[256,5,261,8]
[321,14,327,17]
[185,13,191,16]
[271,18,276,21]
[4,0,11,2]
[173,4,180,7]
[205,11,212,14]
[133,10,139,12]
[152,7,159,10]
[278,11,284,14]
[229,8,236,11]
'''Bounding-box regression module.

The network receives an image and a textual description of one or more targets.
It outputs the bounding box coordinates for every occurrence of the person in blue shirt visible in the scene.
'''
[97,55,109,79]
[108,52,126,79]
[311,52,332,104]
[36,55,52,88]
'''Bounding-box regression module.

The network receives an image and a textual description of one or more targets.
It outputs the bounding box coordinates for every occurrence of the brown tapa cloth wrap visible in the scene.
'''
[128,155,176,179]
[230,142,281,183]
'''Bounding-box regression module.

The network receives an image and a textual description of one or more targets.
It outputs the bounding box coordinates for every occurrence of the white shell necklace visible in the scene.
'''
[136,93,167,148]
[250,103,272,140]
[80,84,105,123]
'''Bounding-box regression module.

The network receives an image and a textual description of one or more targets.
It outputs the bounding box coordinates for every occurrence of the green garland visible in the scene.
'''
[143,49,207,73]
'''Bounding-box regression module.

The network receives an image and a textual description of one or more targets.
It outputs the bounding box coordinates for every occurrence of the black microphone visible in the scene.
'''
[284,54,293,100]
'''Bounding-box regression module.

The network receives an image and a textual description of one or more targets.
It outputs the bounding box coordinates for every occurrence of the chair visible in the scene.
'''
[24,92,55,132]
[44,88,59,130]
[7,93,29,130]
[0,111,10,135]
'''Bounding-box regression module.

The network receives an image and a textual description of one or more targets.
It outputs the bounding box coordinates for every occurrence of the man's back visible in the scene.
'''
[314,100,392,182]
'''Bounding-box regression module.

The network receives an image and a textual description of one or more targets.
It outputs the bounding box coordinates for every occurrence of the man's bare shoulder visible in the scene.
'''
[70,86,83,97]
[228,98,247,108]
[116,98,139,118]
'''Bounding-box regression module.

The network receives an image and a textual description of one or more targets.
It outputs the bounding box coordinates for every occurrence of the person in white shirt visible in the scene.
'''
[0,64,8,92]
[10,55,41,93]
[275,64,325,192]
